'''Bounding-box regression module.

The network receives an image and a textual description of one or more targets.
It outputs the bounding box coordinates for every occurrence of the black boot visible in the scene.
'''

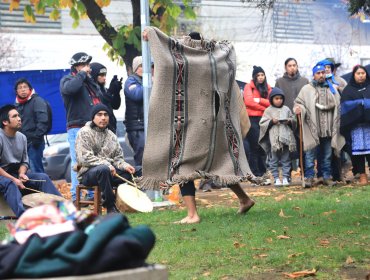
[107,204,120,214]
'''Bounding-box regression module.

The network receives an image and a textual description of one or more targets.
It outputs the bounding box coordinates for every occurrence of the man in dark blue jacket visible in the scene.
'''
[14,78,49,173]
[124,56,148,166]
[60,52,102,202]
[90,62,122,134]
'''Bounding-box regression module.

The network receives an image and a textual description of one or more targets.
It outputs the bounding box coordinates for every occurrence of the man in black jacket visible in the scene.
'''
[60,52,103,202]
[90,62,122,134]
[14,78,49,173]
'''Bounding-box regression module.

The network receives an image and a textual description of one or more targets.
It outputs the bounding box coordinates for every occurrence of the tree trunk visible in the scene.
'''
[80,0,140,74]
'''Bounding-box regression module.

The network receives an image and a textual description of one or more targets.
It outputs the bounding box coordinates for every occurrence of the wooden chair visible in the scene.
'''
[75,185,102,215]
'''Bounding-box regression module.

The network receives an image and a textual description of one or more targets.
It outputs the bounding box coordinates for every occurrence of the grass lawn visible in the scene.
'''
[1,185,369,279]
[126,185,369,279]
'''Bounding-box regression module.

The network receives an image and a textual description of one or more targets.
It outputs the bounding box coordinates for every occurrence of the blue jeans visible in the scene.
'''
[28,142,45,173]
[305,137,332,179]
[127,130,145,166]
[0,171,61,217]
[67,128,80,201]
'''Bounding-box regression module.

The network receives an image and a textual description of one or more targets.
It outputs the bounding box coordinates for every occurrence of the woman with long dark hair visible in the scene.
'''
[340,65,370,185]
[243,66,272,177]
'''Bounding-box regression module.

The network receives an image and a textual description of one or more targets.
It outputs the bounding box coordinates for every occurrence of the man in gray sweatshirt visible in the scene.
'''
[0,105,61,217]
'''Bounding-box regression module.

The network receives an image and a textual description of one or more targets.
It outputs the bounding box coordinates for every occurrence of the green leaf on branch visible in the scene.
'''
[72,19,80,29]
[49,8,60,20]
[70,7,80,21]
[35,1,45,14]
[184,6,196,19]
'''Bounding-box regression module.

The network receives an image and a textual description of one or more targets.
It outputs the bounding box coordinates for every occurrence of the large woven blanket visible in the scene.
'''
[140,27,252,189]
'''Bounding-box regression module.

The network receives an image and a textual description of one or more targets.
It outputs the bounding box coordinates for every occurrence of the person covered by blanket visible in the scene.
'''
[75,103,140,213]
[141,28,255,224]
[0,105,61,217]
[340,65,370,185]
[293,64,345,188]
[259,87,297,187]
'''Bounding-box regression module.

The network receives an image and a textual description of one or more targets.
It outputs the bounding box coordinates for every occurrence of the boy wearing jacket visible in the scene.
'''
[259,88,296,186]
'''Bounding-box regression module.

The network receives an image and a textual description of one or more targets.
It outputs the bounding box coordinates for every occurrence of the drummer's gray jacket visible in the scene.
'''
[75,121,130,180]
[0,129,29,173]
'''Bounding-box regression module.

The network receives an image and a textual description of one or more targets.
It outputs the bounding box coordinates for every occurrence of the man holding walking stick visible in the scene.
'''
[293,64,345,187]
[0,105,61,217]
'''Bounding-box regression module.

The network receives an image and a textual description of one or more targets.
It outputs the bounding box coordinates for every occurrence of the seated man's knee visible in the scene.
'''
[96,165,111,175]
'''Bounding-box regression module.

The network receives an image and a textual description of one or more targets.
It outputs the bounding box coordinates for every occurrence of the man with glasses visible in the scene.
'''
[60,52,102,204]
[14,78,49,173]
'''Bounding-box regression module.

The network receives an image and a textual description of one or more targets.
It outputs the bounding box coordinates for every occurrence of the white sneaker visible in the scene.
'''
[274,178,282,186]
[282,178,290,186]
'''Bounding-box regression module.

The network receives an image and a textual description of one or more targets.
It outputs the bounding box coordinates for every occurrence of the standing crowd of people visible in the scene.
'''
[244,58,370,188]
[1,36,369,221]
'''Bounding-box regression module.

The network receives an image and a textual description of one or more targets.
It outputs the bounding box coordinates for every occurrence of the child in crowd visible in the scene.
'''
[259,88,297,186]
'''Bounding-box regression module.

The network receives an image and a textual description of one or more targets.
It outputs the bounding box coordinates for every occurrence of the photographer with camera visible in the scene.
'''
[60,52,103,204]
[90,62,122,134]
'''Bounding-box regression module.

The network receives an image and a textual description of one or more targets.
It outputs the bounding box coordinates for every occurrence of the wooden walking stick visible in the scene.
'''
[297,114,305,188]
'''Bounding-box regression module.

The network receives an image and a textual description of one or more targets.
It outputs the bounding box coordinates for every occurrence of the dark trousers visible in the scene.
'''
[127,130,145,166]
[28,142,45,173]
[246,116,266,177]
[0,171,61,217]
[81,165,142,208]
[180,181,196,197]
[351,154,370,175]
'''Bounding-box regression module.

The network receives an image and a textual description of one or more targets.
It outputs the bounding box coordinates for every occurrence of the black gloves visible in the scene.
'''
[108,75,123,95]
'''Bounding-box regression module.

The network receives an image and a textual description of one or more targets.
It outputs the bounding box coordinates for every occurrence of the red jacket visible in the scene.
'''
[243,80,272,117]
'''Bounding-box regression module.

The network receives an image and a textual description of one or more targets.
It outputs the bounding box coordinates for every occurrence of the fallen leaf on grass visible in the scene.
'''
[233,241,246,248]
[253,254,268,259]
[265,237,273,243]
[292,206,301,211]
[277,235,291,239]
[282,268,316,278]
[346,256,355,264]
[279,209,292,218]
[288,252,304,258]
[202,271,211,277]
[196,198,211,205]
[322,210,336,216]
[336,198,341,202]
[319,239,330,247]
[274,194,286,201]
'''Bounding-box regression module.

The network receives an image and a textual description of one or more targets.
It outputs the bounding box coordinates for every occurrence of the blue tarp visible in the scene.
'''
[0,69,69,135]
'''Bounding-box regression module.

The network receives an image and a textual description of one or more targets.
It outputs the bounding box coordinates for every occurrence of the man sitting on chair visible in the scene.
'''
[0,105,61,217]
[75,104,140,213]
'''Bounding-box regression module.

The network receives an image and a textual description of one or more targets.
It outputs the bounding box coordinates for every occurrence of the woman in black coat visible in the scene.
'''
[340,65,370,185]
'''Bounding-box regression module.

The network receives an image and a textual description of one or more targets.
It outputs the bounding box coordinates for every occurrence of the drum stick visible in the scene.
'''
[114,174,136,187]
[24,187,43,193]
[27,179,47,182]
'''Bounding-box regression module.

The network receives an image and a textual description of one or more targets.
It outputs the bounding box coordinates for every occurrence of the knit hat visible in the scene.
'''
[269,87,285,104]
[312,64,325,75]
[91,103,109,120]
[252,66,265,78]
[90,62,107,81]
[132,56,143,73]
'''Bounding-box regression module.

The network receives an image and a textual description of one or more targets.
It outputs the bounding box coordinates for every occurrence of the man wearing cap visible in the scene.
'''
[75,104,138,213]
[293,65,345,187]
[60,52,103,203]
[0,105,61,217]
[123,56,149,166]
[90,62,122,134]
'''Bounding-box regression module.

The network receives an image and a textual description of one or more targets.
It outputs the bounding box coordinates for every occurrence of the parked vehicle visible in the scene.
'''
[42,122,135,182]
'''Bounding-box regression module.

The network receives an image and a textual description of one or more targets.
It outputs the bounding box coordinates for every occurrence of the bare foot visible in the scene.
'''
[174,216,201,224]
[237,198,255,215]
